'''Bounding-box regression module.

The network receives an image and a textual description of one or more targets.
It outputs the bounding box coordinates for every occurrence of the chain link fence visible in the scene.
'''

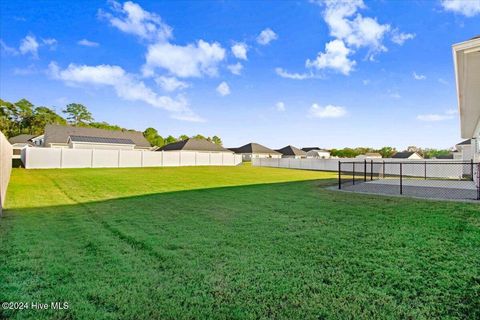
[338,160,480,201]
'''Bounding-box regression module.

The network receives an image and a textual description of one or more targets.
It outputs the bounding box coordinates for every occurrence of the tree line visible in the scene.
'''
[0,98,222,147]
[330,146,452,159]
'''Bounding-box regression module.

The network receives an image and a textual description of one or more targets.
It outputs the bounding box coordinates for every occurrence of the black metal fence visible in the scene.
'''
[338,160,480,201]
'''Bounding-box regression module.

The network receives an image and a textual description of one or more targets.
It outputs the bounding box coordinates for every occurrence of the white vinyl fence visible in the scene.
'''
[23,148,242,169]
[0,131,13,215]
[253,158,466,179]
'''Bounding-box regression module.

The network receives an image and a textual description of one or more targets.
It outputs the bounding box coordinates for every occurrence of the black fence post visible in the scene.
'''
[370,160,373,181]
[353,162,356,185]
[477,163,479,200]
[383,160,385,177]
[471,159,474,181]
[424,161,427,180]
[338,161,342,189]
[364,160,367,182]
[399,163,403,195]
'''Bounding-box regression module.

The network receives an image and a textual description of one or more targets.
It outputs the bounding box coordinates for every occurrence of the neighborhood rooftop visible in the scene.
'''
[229,143,281,154]
[43,124,150,148]
[68,135,135,145]
[275,145,307,156]
[158,138,231,152]
[8,134,36,144]
[391,151,419,159]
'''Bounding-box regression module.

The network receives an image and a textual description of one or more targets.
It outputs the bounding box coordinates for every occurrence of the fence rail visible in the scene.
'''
[338,160,480,201]
[23,148,242,169]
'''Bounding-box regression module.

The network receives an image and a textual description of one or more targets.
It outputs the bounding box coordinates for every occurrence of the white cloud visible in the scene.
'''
[389,92,401,99]
[155,76,189,92]
[19,35,39,57]
[13,64,38,75]
[78,39,100,47]
[256,28,278,45]
[438,78,449,85]
[227,63,243,75]
[42,38,58,49]
[48,62,203,122]
[99,0,172,42]
[275,67,313,80]
[231,42,248,60]
[320,0,390,59]
[413,72,426,80]
[0,40,19,55]
[142,40,226,78]
[391,30,415,45]
[306,39,356,75]
[441,0,480,17]
[362,79,370,85]
[216,81,230,96]
[417,109,457,122]
[275,101,285,112]
[416,114,454,122]
[309,104,347,118]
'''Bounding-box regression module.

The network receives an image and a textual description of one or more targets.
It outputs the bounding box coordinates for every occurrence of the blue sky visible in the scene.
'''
[1,0,479,149]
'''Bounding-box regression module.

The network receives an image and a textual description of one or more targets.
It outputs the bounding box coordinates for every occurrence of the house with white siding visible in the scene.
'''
[453,36,480,161]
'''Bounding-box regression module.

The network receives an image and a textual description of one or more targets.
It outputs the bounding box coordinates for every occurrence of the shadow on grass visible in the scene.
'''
[0,180,479,319]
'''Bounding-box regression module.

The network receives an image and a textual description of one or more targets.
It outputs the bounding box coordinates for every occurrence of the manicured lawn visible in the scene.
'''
[0,165,479,319]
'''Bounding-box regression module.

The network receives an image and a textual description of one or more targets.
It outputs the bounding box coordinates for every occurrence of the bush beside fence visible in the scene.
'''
[23,148,243,169]
[0,132,13,215]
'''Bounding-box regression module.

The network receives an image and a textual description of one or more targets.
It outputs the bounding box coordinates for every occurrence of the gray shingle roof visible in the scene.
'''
[302,147,321,152]
[275,145,307,156]
[69,135,135,145]
[8,134,36,144]
[456,139,471,146]
[43,125,150,148]
[158,138,231,152]
[229,143,281,155]
[392,151,422,159]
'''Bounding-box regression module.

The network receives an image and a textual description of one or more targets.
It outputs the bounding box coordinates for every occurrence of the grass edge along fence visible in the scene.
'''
[338,160,480,201]
[0,131,13,215]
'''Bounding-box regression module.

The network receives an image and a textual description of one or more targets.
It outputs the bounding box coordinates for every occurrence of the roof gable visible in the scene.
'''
[392,151,422,159]
[159,138,231,152]
[275,145,307,156]
[44,125,150,148]
[8,134,36,144]
[230,143,280,155]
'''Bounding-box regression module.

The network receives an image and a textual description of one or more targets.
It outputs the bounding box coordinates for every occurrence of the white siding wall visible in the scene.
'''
[0,132,13,215]
[253,158,465,179]
[24,148,242,169]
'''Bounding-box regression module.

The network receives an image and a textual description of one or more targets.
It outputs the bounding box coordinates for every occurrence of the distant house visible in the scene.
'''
[8,134,36,159]
[275,145,307,159]
[305,149,330,159]
[455,139,473,161]
[159,138,232,154]
[42,125,151,150]
[391,151,423,160]
[228,143,281,161]
[356,152,382,159]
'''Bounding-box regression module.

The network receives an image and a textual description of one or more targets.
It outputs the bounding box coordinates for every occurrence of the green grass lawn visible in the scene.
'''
[0,165,479,319]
